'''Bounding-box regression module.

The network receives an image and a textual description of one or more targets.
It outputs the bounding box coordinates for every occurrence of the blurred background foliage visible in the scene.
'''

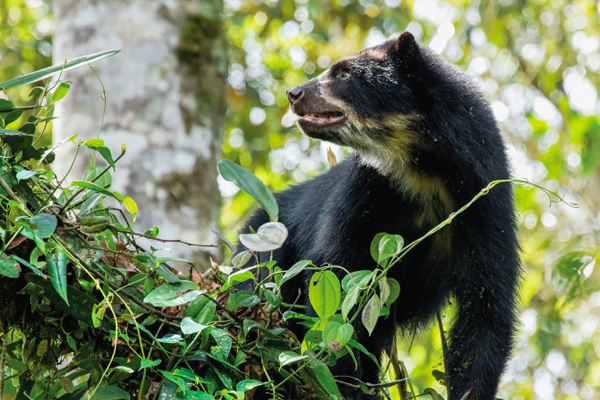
[1,0,600,399]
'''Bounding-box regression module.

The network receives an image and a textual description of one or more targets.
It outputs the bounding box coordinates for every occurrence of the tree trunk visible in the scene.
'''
[52,0,227,267]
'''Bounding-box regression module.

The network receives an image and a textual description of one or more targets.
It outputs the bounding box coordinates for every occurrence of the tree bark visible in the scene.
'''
[52,0,227,267]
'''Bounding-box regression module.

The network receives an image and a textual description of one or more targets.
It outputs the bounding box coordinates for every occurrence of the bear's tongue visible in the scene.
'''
[302,112,345,126]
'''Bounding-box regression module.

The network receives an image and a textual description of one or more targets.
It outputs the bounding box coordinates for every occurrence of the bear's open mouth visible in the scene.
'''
[298,111,346,127]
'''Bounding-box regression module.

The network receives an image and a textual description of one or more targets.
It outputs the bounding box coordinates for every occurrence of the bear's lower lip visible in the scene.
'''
[298,112,346,127]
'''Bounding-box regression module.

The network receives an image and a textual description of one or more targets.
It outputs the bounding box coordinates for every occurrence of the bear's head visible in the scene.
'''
[287,32,429,167]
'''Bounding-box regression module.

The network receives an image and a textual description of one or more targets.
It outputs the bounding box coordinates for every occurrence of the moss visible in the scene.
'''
[176,0,228,134]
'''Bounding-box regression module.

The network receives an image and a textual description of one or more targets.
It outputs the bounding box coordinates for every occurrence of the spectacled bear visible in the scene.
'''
[240,32,520,400]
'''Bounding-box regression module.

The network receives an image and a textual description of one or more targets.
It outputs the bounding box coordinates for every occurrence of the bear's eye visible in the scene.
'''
[340,71,351,80]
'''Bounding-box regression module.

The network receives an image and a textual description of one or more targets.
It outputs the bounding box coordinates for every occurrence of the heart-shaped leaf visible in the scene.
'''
[239,222,288,252]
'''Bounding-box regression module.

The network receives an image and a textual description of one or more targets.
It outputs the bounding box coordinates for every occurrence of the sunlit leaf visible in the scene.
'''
[71,180,118,199]
[279,351,308,367]
[123,197,137,220]
[143,281,203,307]
[180,317,210,335]
[236,379,267,392]
[53,81,71,102]
[308,270,341,319]
[218,159,278,220]
[139,358,162,370]
[84,138,116,170]
[16,170,38,181]
[280,260,311,285]
[47,249,69,305]
[0,49,121,90]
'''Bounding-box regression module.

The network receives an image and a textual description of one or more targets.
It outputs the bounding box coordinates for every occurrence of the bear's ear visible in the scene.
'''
[391,32,421,70]
[393,31,419,59]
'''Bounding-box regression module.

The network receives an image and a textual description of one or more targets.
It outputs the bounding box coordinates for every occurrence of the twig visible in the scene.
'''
[335,375,412,389]
[436,311,450,384]
[116,229,223,248]
[0,335,7,399]
[389,335,409,399]
[0,177,24,207]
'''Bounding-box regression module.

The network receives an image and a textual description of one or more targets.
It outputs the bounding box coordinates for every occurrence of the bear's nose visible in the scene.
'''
[286,86,304,104]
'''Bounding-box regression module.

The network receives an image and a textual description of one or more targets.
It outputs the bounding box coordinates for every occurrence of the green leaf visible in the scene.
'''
[218,159,278,221]
[0,128,34,137]
[280,260,311,285]
[341,270,373,292]
[338,323,354,347]
[0,49,121,90]
[0,259,21,278]
[159,370,186,392]
[71,180,118,199]
[53,81,71,102]
[28,86,44,98]
[239,221,288,252]
[84,138,116,170]
[16,170,38,181]
[90,384,130,400]
[156,334,184,344]
[173,368,208,383]
[379,277,390,304]
[423,388,446,400]
[311,360,342,400]
[123,197,137,220]
[322,321,354,349]
[347,339,379,366]
[9,254,45,277]
[6,358,26,371]
[183,392,214,400]
[379,234,404,260]
[237,295,261,307]
[66,335,77,352]
[322,321,342,344]
[113,366,134,374]
[385,278,401,306]
[30,213,57,239]
[222,267,255,291]
[47,250,69,305]
[308,270,341,319]
[157,256,195,266]
[236,379,266,392]
[371,233,404,266]
[211,328,232,358]
[264,289,280,307]
[278,351,308,367]
[341,284,360,320]
[370,232,387,264]
[180,317,210,335]
[361,295,381,336]
[194,298,217,324]
[139,358,162,370]
[143,281,203,307]
[4,109,23,126]
[157,380,177,400]
[156,264,181,283]
[0,99,14,111]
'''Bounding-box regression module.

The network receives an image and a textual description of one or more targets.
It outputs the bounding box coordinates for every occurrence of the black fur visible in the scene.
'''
[240,32,520,400]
